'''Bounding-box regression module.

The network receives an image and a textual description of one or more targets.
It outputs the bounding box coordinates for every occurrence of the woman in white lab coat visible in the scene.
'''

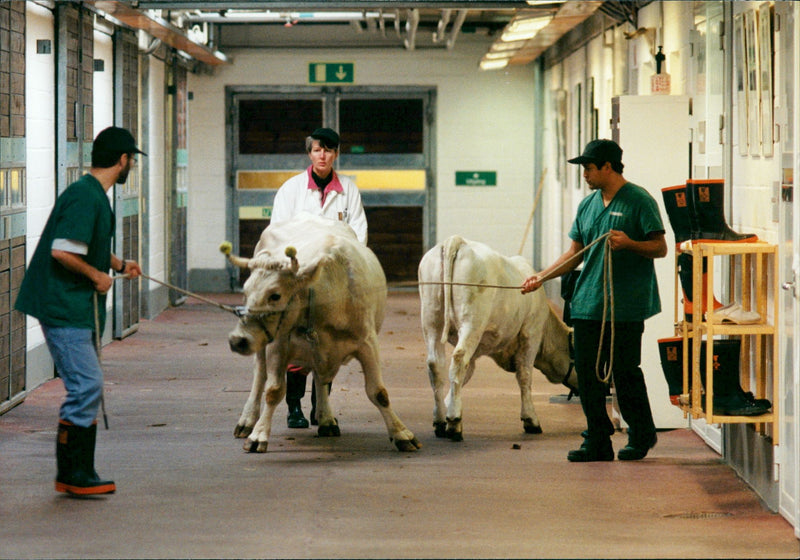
[271,127,368,428]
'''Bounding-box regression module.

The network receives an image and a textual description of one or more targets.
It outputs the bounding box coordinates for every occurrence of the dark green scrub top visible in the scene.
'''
[15,174,114,332]
[568,182,664,322]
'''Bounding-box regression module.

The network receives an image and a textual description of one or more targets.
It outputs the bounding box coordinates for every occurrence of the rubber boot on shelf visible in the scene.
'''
[686,179,759,243]
[661,184,697,247]
[677,252,724,323]
[657,337,685,407]
[701,339,772,416]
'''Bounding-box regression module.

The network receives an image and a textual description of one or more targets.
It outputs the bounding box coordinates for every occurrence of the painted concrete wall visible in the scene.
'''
[22,3,54,364]
[187,39,537,275]
[146,57,167,288]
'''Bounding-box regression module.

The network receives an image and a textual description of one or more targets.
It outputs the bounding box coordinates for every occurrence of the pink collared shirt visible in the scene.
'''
[307,167,343,206]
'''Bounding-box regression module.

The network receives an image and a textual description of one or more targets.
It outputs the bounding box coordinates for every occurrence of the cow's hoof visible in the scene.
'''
[244,439,268,453]
[318,424,341,437]
[395,437,422,452]
[446,429,463,442]
[433,422,447,438]
[523,420,543,434]
[234,424,253,438]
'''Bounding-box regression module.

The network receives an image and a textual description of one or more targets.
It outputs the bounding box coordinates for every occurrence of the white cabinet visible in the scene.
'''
[610,95,690,429]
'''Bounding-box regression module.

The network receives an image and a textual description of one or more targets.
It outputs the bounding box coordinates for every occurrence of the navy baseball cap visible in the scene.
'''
[92,126,146,156]
[568,139,622,166]
[310,128,340,149]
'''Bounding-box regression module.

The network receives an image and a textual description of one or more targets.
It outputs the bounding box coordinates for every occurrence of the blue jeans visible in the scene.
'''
[41,325,103,428]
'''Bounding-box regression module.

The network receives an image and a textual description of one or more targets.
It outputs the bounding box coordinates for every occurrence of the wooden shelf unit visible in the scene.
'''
[675,242,778,443]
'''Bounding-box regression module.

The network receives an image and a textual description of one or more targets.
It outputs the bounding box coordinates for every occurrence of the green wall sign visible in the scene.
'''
[308,62,354,84]
[455,171,497,187]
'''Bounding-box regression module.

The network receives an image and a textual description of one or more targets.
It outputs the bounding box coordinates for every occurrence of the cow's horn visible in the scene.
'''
[219,240,251,269]
[285,246,299,272]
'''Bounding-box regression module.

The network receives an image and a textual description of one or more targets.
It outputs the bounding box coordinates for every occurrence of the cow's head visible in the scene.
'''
[228,246,321,355]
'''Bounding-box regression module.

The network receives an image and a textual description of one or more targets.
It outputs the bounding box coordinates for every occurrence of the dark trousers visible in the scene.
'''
[572,319,656,446]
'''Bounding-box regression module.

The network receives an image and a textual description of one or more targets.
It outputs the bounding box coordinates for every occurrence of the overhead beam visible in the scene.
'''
[133,1,530,8]
[87,1,229,66]
[508,0,603,65]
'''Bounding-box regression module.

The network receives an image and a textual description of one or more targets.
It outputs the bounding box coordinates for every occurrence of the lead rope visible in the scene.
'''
[92,291,109,430]
[92,273,245,430]
[595,236,615,384]
[413,231,613,290]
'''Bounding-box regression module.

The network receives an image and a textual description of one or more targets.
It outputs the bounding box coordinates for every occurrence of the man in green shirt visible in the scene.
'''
[522,139,667,462]
[16,126,144,495]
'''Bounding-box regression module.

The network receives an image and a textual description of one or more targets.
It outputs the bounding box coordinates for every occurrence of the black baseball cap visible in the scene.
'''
[92,126,146,157]
[568,139,622,166]
[310,128,340,150]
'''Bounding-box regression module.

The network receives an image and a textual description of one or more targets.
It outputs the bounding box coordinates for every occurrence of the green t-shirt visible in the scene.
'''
[568,182,664,322]
[15,174,114,331]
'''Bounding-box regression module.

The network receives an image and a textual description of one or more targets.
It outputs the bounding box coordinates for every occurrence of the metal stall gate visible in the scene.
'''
[113,28,141,338]
[0,1,26,413]
[226,86,434,287]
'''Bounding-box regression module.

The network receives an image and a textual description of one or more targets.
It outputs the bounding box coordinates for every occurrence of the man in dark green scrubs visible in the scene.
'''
[16,126,144,494]
[522,139,667,462]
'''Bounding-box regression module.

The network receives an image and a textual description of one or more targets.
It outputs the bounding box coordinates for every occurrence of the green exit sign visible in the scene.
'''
[309,62,354,84]
[455,171,497,187]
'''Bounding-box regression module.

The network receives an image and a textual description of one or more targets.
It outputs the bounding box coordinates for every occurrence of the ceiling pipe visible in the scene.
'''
[446,9,468,50]
[432,9,452,43]
[404,8,419,50]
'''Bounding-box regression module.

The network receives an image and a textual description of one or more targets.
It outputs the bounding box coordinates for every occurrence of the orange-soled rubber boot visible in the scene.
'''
[686,179,759,243]
[661,184,696,248]
[677,253,724,322]
[55,420,116,496]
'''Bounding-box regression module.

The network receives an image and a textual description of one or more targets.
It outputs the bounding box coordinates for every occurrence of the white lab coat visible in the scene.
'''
[271,167,368,245]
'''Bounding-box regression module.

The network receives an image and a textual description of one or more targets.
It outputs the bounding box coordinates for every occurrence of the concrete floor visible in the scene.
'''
[1,291,798,559]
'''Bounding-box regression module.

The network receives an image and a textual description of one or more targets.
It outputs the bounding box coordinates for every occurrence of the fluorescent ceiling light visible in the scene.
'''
[479,58,509,71]
[500,16,552,42]
[508,16,552,33]
[483,51,514,60]
[490,40,527,52]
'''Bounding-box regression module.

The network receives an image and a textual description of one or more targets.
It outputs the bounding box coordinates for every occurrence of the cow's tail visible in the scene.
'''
[440,235,464,345]
[219,241,251,269]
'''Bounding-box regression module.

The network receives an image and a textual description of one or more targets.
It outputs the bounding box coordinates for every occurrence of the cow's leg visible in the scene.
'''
[420,282,447,437]
[243,350,287,453]
[444,336,479,442]
[422,328,448,438]
[517,335,544,434]
[312,372,340,438]
[234,349,267,438]
[357,334,421,452]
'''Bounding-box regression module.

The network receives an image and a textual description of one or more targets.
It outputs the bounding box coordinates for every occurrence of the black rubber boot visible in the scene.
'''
[704,339,772,416]
[661,184,697,246]
[686,179,759,243]
[55,421,116,496]
[658,337,685,406]
[286,368,309,429]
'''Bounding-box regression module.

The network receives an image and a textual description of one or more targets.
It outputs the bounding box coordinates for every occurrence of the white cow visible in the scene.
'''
[418,235,578,441]
[222,213,420,453]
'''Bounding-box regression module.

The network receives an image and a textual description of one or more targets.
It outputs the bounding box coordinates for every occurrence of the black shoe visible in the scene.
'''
[287,405,309,429]
[568,440,614,462]
[618,433,657,461]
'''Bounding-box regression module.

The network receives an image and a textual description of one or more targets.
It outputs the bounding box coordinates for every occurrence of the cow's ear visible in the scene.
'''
[295,257,326,285]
